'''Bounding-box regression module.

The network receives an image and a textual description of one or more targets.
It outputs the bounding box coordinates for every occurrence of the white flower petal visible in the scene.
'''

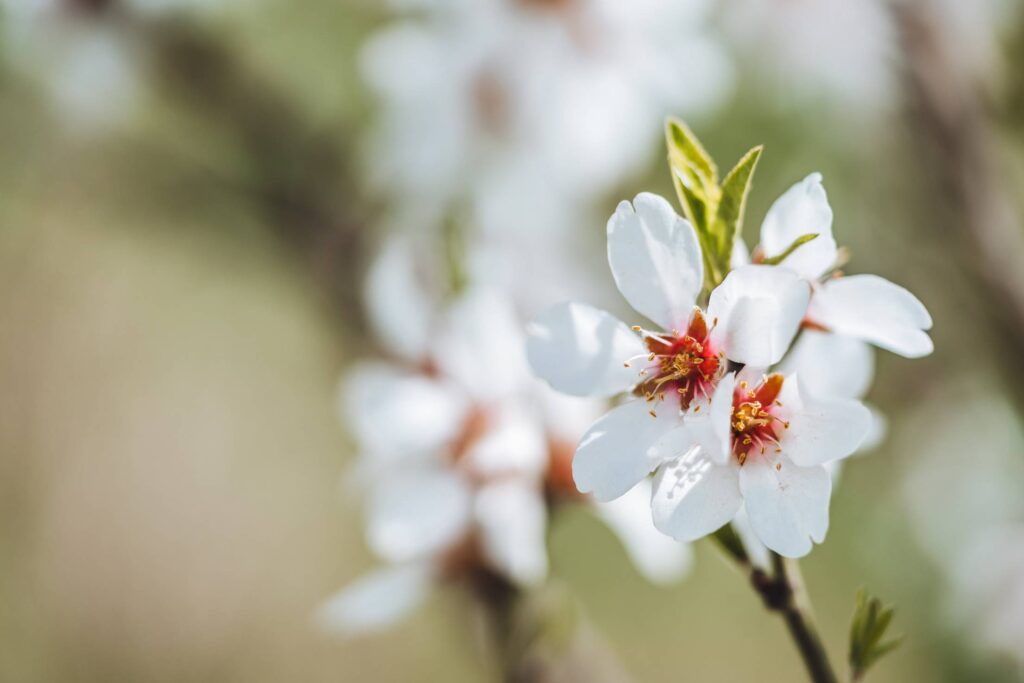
[651,447,743,541]
[778,330,874,399]
[475,480,548,586]
[464,401,548,478]
[707,265,811,366]
[860,403,888,452]
[606,192,704,330]
[433,287,529,399]
[776,376,871,467]
[540,391,607,445]
[342,362,469,460]
[732,505,771,570]
[364,235,438,362]
[709,372,737,460]
[574,398,681,502]
[810,275,933,358]
[739,455,831,558]
[526,302,645,398]
[366,469,472,563]
[652,372,736,466]
[315,563,433,636]
[595,479,693,584]
[731,237,751,269]
[759,173,837,280]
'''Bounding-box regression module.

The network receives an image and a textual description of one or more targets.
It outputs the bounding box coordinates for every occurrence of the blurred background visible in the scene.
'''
[1,0,1024,680]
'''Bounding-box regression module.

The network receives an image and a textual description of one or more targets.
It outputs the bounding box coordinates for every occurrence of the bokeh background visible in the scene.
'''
[1,0,1024,681]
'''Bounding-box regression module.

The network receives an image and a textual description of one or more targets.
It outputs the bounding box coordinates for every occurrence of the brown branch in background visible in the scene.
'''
[65,0,368,323]
[890,0,1024,397]
[465,566,635,683]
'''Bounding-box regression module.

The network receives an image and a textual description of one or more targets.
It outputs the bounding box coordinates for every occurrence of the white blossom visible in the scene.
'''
[321,236,691,634]
[527,193,810,501]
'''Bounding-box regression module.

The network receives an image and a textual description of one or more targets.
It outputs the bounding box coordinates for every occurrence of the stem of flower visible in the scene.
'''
[768,553,838,683]
[713,528,838,683]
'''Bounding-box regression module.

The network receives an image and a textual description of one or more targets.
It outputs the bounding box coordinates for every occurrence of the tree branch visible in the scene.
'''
[714,529,838,683]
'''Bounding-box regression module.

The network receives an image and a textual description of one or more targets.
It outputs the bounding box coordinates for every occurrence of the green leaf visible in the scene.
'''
[665,117,717,187]
[760,233,820,266]
[713,145,762,278]
[849,588,904,681]
[671,166,711,233]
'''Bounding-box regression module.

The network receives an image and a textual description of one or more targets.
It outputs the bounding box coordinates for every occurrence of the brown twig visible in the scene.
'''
[714,529,838,683]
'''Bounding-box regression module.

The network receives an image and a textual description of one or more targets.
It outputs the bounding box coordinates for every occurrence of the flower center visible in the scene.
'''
[631,310,722,411]
[730,375,789,465]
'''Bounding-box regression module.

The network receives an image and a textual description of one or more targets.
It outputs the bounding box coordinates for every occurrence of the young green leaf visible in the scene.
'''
[665,117,717,187]
[713,145,762,279]
[849,588,904,681]
[760,233,820,266]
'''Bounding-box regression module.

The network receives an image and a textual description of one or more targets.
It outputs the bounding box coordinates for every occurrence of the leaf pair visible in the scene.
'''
[665,118,761,289]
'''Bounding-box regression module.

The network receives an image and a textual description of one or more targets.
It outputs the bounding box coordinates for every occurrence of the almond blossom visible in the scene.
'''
[526,193,810,502]
[650,370,869,557]
[742,173,933,364]
[735,172,931,469]
[318,237,690,635]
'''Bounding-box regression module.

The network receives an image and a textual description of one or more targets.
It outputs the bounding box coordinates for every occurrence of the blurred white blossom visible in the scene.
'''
[360,0,732,305]
[902,386,1024,664]
[723,0,1014,109]
[1,2,141,132]
[318,236,691,635]
[0,0,229,133]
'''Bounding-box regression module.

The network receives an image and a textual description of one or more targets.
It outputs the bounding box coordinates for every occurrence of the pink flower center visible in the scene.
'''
[731,374,789,465]
[632,310,723,411]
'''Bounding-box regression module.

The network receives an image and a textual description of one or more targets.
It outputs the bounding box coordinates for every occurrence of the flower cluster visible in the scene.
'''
[317,236,689,635]
[527,122,932,558]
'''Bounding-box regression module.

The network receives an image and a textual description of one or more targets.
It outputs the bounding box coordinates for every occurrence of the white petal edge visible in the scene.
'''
[758,172,837,280]
[776,375,872,467]
[315,563,433,636]
[432,287,530,399]
[810,275,933,358]
[732,505,771,570]
[595,478,693,584]
[366,468,473,563]
[707,265,811,367]
[651,447,743,542]
[475,480,549,586]
[363,234,437,362]
[574,398,681,502]
[526,302,645,398]
[777,330,875,400]
[341,362,469,460]
[739,455,831,558]
[464,400,549,478]
[607,192,704,331]
[651,372,736,466]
